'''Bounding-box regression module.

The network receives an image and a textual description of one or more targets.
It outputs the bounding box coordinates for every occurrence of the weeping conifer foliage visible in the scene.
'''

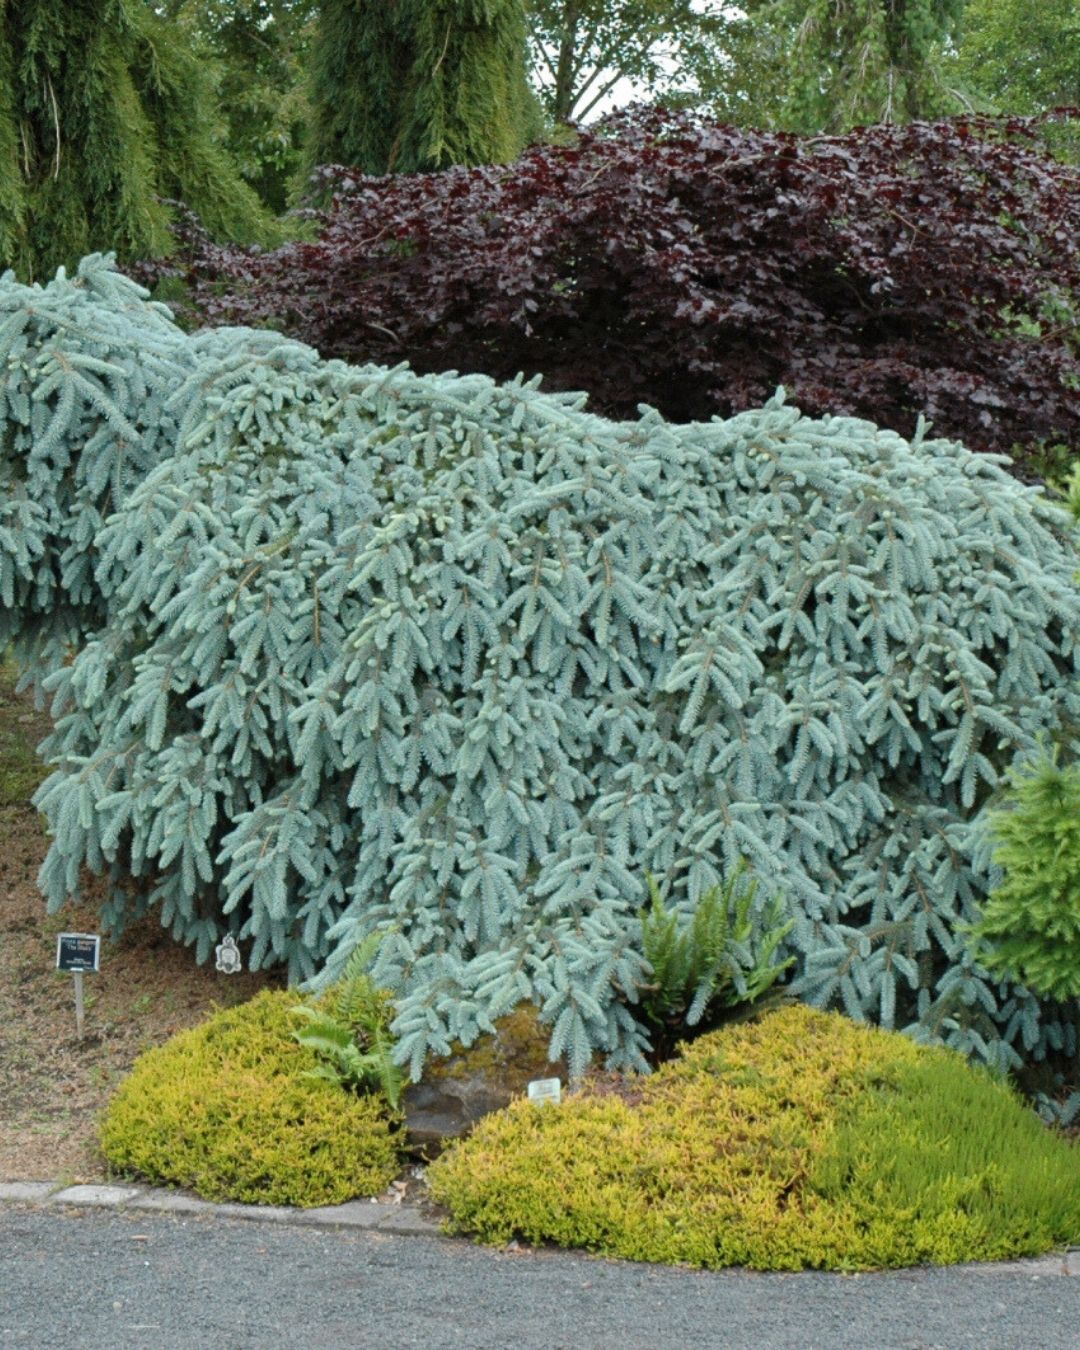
[6,258,1080,1080]
[746,0,964,130]
[0,0,270,279]
[308,0,541,175]
[0,5,22,266]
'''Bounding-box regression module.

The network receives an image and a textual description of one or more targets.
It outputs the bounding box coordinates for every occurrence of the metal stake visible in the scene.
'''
[74,970,84,1040]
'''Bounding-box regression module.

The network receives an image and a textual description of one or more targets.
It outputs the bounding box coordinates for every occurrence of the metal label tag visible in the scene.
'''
[527,1077,562,1106]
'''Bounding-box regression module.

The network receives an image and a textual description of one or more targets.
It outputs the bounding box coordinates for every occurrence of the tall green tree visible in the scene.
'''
[526,1,968,133]
[526,1,733,124]
[308,0,542,176]
[733,0,966,131]
[0,0,270,280]
[952,0,1080,114]
[157,0,318,213]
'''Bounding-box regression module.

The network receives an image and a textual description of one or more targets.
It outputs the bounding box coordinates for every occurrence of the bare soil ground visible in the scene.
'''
[0,662,278,1183]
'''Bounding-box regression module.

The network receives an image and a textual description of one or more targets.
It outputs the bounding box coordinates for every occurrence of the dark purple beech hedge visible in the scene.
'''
[147,109,1080,476]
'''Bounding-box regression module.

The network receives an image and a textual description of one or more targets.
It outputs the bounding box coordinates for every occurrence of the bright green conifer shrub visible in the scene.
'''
[966,753,1080,1001]
[5,257,1080,1079]
[99,990,401,1207]
[429,1005,1080,1270]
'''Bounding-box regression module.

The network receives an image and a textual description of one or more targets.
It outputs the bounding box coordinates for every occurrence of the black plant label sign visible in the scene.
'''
[55,932,100,973]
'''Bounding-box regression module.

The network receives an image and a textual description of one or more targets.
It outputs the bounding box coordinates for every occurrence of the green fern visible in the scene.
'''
[639,862,794,1050]
[332,932,391,1025]
[290,932,403,1108]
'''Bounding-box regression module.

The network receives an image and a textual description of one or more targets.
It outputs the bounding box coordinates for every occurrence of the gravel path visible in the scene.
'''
[3,1205,1079,1349]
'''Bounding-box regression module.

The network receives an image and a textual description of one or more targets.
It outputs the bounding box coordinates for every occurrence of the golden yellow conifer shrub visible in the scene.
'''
[100,990,402,1207]
[429,1005,1080,1270]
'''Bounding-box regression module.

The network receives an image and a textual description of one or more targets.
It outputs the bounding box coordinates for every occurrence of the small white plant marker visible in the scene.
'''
[527,1077,562,1106]
[214,933,243,974]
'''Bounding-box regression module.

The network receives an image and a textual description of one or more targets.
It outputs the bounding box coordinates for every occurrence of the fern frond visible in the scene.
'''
[639,863,793,1040]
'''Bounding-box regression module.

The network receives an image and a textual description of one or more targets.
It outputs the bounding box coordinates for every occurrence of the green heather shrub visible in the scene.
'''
[966,753,1080,1002]
[429,1006,1080,1271]
[99,991,401,1207]
[4,257,1080,1079]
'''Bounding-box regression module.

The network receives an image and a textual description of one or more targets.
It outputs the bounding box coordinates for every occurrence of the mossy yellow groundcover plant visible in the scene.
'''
[429,1006,1080,1270]
[100,991,401,1207]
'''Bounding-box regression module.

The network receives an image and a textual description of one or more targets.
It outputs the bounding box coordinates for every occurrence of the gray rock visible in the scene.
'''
[401,1005,568,1155]
[402,1078,515,1154]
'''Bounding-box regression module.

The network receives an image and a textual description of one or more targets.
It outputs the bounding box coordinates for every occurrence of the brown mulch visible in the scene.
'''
[0,666,281,1183]
[0,671,439,1210]
[0,802,279,1183]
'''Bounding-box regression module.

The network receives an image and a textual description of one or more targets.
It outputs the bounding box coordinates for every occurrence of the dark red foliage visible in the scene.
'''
[150,109,1080,472]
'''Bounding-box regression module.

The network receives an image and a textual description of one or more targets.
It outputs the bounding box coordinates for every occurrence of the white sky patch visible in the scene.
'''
[532,1,747,122]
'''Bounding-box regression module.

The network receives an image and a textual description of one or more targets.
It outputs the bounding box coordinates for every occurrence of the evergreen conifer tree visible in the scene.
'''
[308,0,541,176]
[8,256,1080,1081]
[0,0,270,279]
[0,6,23,267]
[741,0,964,130]
[0,256,190,678]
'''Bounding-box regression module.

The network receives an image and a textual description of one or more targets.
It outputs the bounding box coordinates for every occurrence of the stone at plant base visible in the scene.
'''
[403,1005,570,1155]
